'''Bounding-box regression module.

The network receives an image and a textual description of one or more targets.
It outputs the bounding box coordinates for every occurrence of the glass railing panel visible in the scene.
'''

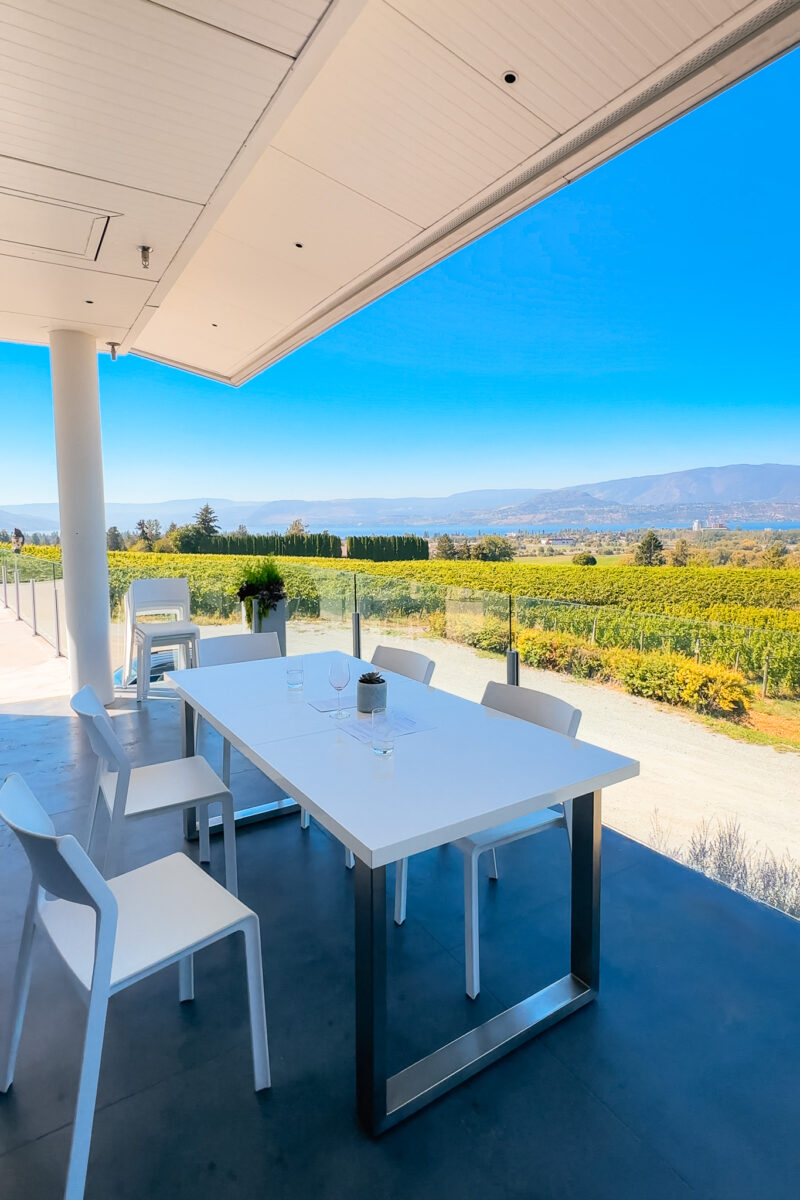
[31,577,56,647]
[512,589,800,921]
[283,564,354,657]
[354,574,507,701]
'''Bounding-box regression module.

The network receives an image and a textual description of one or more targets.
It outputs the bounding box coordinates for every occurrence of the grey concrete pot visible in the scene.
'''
[245,597,287,655]
[357,680,387,714]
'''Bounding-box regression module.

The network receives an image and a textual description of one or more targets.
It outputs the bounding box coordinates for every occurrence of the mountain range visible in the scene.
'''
[3,464,800,534]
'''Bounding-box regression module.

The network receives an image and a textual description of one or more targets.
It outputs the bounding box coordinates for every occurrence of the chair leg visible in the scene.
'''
[344,848,355,870]
[0,884,37,1092]
[103,804,126,879]
[394,858,408,925]
[221,795,239,897]
[222,739,231,788]
[198,804,211,865]
[464,853,481,1000]
[85,760,103,858]
[178,954,195,1002]
[488,848,499,880]
[242,918,271,1091]
[137,638,151,703]
[300,808,310,830]
[64,983,110,1200]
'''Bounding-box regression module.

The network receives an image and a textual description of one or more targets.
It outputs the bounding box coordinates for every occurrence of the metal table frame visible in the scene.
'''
[354,789,600,1135]
[175,672,612,1136]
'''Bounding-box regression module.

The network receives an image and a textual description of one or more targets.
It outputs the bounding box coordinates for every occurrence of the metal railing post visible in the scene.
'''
[506,593,519,684]
[30,579,37,636]
[14,569,20,619]
[352,574,361,658]
[1,564,6,607]
[252,598,260,633]
[53,581,63,656]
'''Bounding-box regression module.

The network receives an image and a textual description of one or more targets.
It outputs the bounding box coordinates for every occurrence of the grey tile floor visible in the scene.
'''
[1,694,798,1200]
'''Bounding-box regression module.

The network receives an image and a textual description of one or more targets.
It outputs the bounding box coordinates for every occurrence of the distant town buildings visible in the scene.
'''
[692,517,729,531]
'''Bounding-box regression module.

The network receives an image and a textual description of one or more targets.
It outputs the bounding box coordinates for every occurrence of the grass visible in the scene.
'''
[698,695,800,753]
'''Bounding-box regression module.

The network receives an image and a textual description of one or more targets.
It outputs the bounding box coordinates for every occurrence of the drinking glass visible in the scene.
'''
[329,656,351,719]
[371,707,394,757]
[286,663,304,691]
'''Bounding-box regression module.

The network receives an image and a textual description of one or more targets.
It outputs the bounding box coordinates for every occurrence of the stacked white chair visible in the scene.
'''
[122,577,200,702]
[0,773,269,1200]
[70,685,238,895]
[394,680,582,999]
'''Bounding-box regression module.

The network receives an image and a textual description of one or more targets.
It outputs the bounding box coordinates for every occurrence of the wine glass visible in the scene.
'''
[329,656,351,720]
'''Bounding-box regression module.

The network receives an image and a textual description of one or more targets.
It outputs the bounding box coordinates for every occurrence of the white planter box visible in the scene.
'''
[243,597,287,655]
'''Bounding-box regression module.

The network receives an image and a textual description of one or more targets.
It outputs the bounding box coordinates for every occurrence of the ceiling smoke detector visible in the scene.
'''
[502,70,518,84]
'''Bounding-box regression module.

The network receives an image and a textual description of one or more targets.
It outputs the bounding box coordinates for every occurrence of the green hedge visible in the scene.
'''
[195,532,342,557]
[346,535,429,561]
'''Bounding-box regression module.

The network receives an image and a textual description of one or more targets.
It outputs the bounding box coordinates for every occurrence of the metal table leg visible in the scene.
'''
[181,698,300,842]
[354,790,601,1136]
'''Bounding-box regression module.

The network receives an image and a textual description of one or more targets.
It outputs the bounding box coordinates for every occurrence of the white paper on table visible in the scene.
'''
[307,692,357,712]
[340,710,433,745]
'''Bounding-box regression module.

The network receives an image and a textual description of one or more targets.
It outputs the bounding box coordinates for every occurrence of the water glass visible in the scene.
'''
[286,664,304,691]
[371,707,394,757]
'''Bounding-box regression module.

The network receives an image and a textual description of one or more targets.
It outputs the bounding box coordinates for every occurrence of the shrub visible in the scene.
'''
[517,631,751,714]
[572,553,597,566]
[236,558,286,621]
[650,814,800,919]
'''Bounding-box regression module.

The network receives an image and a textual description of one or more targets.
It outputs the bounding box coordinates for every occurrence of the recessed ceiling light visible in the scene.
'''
[502,70,518,84]
[295,242,304,249]
[85,299,94,304]
[211,323,218,328]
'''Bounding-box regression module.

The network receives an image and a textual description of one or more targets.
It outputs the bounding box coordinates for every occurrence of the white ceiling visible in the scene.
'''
[0,0,798,383]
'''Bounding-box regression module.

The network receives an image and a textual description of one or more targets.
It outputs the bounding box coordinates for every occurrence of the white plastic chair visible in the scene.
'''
[122,577,200,702]
[394,681,581,999]
[195,632,282,785]
[370,644,435,686]
[0,773,269,1200]
[301,646,437,868]
[70,685,238,896]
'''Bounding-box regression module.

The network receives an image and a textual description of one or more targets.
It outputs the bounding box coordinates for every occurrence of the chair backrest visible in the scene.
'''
[197,631,281,668]
[481,681,581,738]
[126,576,192,624]
[70,685,130,775]
[0,775,116,915]
[371,645,435,685]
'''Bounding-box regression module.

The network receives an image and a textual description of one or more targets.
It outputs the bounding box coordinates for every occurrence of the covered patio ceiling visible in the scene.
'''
[1,0,799,385]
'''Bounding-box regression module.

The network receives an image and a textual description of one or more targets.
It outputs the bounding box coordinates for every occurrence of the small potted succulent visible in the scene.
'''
[357,670,387,714]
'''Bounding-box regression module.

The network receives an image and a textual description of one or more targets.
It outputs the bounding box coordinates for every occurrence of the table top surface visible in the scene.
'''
[168,651,639,868]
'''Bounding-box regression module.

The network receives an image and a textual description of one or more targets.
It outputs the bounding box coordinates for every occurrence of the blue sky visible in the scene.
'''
[2,49,798,504]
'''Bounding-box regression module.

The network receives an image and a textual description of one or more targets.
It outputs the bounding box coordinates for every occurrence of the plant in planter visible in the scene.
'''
[236,559,287,652]
[357,670,387,714]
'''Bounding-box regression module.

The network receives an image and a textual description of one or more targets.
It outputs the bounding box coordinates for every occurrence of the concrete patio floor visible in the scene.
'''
[1,676,799,1199]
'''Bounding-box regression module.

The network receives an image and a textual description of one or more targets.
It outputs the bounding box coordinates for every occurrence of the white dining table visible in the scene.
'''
[168,649,639,1135]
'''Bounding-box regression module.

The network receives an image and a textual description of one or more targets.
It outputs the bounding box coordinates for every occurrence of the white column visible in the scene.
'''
[50,330,113,704]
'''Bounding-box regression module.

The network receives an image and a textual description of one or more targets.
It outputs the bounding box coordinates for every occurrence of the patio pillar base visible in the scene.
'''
[50,330,113,704]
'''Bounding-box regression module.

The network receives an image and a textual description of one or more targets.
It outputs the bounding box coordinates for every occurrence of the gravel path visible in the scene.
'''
[287,620,800,863]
